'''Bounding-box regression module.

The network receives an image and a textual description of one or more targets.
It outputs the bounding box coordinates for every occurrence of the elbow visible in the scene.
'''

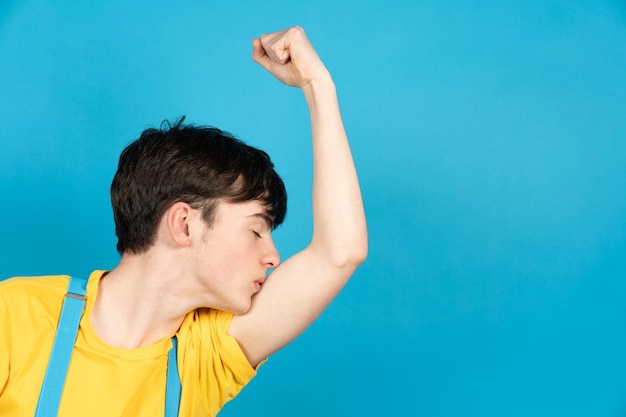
[326,233,368,271]
[350,237,368,267]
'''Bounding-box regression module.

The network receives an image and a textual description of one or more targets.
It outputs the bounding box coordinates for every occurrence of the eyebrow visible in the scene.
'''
[248,212,274,228]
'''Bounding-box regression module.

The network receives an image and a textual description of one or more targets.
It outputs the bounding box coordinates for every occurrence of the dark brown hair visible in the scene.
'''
[110,118,287,254]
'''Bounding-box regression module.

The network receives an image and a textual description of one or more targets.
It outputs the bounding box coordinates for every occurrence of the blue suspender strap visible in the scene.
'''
[34,275,182,417]
[34,276,87,417]
[165,336,181,417]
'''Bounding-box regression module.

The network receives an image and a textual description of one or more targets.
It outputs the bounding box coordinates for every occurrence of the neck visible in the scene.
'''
[91,253,194,349]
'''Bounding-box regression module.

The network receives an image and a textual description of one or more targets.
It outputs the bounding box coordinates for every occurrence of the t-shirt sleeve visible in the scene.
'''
[0,283,10,396]
[177,308,260,417]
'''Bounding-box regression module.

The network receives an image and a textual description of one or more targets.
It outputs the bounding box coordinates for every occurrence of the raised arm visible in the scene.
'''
[228,27,368,366]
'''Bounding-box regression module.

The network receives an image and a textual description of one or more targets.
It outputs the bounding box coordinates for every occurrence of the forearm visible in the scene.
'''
[303,74,368,268]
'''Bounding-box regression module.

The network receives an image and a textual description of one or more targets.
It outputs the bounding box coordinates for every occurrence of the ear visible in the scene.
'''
[165,202,194,248]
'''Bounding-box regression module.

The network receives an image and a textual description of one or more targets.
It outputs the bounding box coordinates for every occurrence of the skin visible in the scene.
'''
[91,26,368,367]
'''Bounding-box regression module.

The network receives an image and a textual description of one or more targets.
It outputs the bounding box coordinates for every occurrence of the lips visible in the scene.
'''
[254,276,266,292]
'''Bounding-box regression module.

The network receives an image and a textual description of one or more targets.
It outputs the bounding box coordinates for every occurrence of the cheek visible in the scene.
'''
[214,239,255,272]
[200,229,259,273]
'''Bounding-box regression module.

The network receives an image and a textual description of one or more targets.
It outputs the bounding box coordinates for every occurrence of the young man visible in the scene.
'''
[0,26,367,416]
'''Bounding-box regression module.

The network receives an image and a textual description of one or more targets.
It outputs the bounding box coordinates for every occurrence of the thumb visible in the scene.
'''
[251,38,273,72]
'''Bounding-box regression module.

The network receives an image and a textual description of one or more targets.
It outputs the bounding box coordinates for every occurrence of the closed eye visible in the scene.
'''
[253,231,262,238]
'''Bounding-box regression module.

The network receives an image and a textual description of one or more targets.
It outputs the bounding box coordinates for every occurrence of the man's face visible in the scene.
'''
[191,199,280,314]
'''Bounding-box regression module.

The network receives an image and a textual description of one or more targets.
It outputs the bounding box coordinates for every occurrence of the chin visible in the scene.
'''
[229,300,253,316]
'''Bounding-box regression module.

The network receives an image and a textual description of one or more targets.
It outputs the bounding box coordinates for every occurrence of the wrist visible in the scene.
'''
[302,70,335,104]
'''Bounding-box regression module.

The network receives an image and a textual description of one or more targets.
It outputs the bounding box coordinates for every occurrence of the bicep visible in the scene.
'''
[228,246,357,367]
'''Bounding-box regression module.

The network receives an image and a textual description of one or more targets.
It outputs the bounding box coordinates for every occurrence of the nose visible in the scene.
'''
[262,236,280,269]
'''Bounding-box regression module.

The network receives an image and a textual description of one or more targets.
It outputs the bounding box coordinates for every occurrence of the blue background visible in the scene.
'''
[1,1,626,416]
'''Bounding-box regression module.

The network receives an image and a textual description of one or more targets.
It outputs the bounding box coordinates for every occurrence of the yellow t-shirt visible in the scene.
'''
[0,271,258,417]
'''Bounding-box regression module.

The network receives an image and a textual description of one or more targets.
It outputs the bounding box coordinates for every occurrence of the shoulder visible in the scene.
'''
[176,309,259,414]
[178,308,258,372]
[178,308,235,342]
[0,276,70,341]
[0,275,69,315]
[0,275,69,298]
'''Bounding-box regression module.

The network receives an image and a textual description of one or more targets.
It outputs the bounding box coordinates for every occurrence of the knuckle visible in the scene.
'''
[287,26,305,37]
